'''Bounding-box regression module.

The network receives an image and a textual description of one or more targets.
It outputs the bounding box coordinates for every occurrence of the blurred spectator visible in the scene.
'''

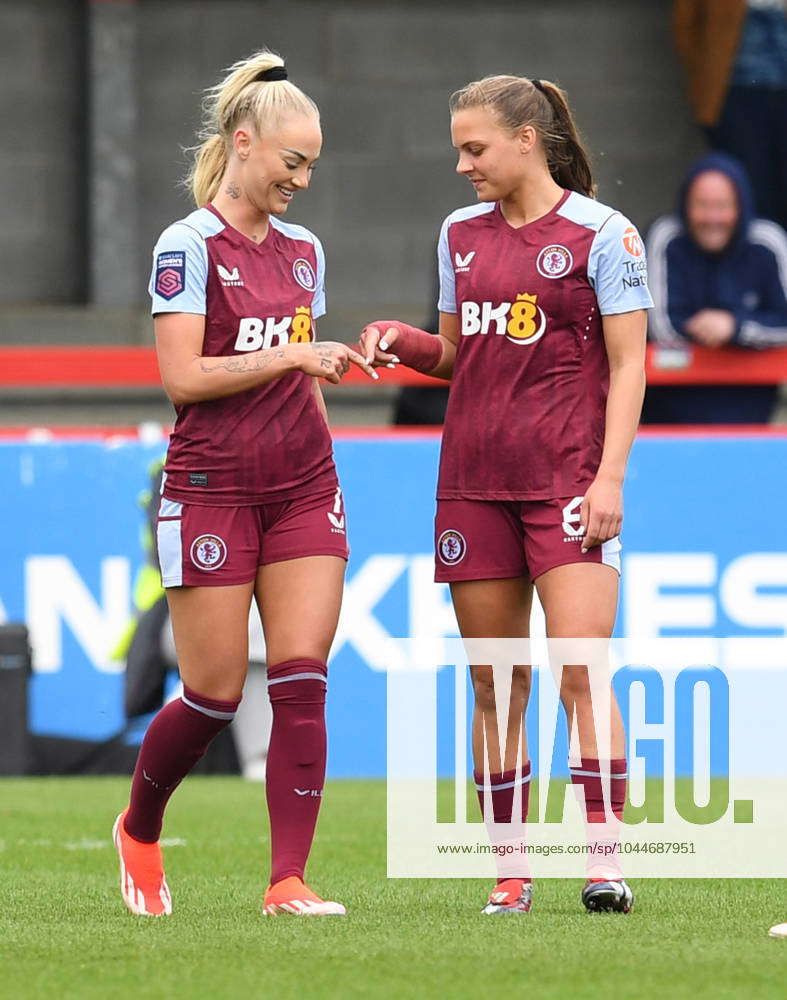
[644,152,787,423]
[674,0,787,229]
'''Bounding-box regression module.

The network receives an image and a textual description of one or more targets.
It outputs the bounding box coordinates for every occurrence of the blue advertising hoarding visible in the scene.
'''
[0,431,785,776]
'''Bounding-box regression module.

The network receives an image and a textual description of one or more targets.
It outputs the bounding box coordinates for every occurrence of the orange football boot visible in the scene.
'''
[112,810,172,916]
[263,876,345,916]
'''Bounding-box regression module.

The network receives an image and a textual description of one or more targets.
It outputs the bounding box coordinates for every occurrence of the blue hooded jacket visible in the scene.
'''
[646,152,787,350]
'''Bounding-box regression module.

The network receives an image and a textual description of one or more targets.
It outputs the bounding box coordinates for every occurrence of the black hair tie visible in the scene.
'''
[257,65,288,82]
[531,78,546,94]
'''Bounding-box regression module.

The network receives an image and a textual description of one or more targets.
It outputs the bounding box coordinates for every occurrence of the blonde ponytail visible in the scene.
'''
[190,135,228,210]
[186,48,319,207]
[449,75,595,198]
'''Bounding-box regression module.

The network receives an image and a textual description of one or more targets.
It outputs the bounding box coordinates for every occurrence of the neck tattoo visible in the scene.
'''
[225,182,241,199]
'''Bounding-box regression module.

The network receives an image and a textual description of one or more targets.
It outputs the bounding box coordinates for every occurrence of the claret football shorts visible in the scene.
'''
[434,496,621,583]
[156,486,349,587]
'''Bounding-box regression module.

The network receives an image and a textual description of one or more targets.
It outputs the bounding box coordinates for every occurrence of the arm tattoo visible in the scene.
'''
[225,182,241,199]
[199,349,285,375]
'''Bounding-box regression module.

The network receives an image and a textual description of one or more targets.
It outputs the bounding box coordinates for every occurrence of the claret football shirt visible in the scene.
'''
[149,205,337,505]
[436,190,654,500]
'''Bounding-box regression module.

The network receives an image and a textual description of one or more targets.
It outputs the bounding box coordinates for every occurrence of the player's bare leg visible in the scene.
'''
[451,577,532,773]
[535,561,623,756]
[451,577,534,914]
[256,555,346,915]
[168,582,255,700]
[116,582,254,915]
[536,562,631,912]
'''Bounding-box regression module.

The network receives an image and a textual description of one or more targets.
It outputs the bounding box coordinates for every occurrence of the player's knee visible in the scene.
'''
[182,676,245,703]
[472,665,531,711]
[470,667,493,707]
[266,645,331,670]
[547,618,613,641]
[511,666,531,702]
[558,665,592,703]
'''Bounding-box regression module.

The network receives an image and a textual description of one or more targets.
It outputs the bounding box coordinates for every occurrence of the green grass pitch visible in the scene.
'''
[1,777,785,999]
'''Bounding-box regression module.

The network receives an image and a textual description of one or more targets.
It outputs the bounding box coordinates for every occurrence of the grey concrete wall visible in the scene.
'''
[0,0,702,325]
[0,0,85,304]
[89,0,139,306]
[136,0,702,336]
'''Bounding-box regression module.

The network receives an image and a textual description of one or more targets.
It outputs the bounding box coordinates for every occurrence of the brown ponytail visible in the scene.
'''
[449,75,595,198]
[533,79,595,198]
[186,48,319,207]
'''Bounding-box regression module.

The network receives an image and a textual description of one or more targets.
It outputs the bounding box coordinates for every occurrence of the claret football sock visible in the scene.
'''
[265,658,328,885]
[124,686,240,843]
[474,761,532,883]
[569,757,627,822]
[474,761,532,824]
[570,756,627,879]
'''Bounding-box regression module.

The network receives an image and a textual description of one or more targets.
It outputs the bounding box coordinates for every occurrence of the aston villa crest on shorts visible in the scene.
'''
[190,534,228,571]
[437,529,467,565]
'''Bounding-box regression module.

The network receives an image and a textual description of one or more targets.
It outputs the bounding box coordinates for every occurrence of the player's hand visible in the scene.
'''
[580,475,622,552]
[358,324,402,369]
[289,342,378,383]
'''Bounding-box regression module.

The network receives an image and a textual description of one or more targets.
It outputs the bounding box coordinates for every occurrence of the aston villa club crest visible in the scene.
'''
[536,244,573,279]
[437,529,467,565]
[190,534,228,571]
[292,258,316,291]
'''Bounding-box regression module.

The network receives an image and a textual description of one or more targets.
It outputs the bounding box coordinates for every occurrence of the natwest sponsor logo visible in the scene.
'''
[622,258,648,289]
[461,293,547,346]
[234,306,314,351]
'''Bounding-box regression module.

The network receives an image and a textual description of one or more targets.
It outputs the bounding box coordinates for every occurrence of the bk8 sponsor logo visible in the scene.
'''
[234,307,314,351]
[461,293,547,346]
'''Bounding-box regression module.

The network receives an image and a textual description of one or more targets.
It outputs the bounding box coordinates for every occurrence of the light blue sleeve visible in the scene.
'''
[312,234,326,319]
[437,216,457,314]
[148,223,208,315]
[587,213,654,315]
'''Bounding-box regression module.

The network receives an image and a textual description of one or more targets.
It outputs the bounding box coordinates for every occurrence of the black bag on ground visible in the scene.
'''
[0,624,31,775]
